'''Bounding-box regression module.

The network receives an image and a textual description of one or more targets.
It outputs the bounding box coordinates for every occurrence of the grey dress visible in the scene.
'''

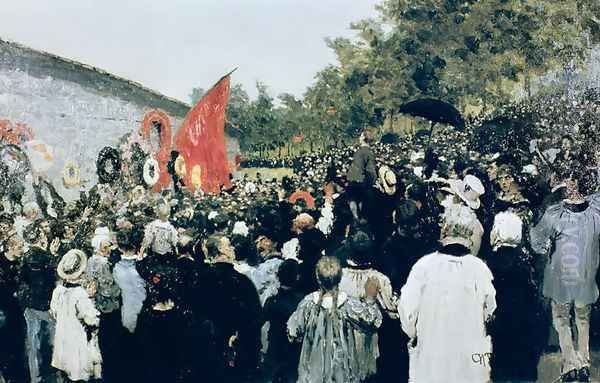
[287,291,382,383]
[530,195,600,304]
[86,255,121,314]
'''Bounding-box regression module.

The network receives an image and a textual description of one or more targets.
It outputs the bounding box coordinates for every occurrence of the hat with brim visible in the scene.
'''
[57,249,88,282]
[448,175,484,210]
[378,166,397,195]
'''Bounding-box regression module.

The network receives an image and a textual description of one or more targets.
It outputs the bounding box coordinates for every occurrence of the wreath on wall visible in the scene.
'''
[96,146,121,184]
[143,157,160,187]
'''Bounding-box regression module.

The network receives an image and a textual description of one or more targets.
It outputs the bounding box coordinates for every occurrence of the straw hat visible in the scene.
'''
[378,166,397,195]
[57,249,88,282]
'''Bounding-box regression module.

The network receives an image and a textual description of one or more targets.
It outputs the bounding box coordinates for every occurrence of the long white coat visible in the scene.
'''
[399,252,496,383]
[50,285,102,381]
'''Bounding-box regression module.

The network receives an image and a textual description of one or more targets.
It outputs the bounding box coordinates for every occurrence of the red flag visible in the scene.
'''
[175,75,232,193]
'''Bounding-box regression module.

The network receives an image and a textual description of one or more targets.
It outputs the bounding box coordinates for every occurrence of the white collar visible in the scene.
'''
[311,291,348,309]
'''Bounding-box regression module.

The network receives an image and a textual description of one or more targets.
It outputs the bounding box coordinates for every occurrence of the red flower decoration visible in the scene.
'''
[151,275,161,284]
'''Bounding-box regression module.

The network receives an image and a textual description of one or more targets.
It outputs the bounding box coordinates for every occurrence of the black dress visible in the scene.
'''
[137,261,189,382]
[262,287,305,383]
[202,262,262,382]
[176,257,218,383]
[0,255,28,383]
[487,198,547,382]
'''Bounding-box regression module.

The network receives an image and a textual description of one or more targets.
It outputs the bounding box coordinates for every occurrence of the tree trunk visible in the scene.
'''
[525,73,532,99]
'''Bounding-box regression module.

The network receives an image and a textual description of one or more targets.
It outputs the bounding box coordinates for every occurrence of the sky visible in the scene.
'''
[2,0,380,103]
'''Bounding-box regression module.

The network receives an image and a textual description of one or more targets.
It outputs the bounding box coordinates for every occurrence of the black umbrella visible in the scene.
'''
[398,98,465,143]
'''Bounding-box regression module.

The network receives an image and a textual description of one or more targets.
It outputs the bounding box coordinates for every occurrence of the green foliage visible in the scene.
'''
[188,87,205,105]
[228,0,600,155]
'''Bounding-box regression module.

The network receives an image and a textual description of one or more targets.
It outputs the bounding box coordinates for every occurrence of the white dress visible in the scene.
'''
[399,252,496,383]
[50,285,102,381]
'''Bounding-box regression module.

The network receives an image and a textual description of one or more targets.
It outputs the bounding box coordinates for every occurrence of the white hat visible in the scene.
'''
[57,249,88,282]
[232,221,249,237]
[378,166,397,195]
[244,182,257,194]
[448,174,485,210]
[410,151,425,164]
[521,164,538,176]
[91,226,111,251]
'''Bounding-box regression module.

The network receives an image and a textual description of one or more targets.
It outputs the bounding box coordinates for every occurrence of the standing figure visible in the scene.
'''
[487,164,546,382]
[51,250,101,382]
[86,228,121,383]
[202,235,263,382]
[287,256,382,383]
[112,229,146,383]
[346,131,377,223]
[263,260,305,383]
[531,175,600,382]
[18,225,57,383]
[0,232,29,383]
[139,201,178,258]
[338,232,398,382]
[399,204,496,383]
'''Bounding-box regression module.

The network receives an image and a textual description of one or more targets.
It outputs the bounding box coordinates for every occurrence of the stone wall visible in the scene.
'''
[0,39,238,200]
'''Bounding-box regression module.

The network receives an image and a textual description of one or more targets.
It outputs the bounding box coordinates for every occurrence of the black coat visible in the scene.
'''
[0,255,28,382]
[17,247,56,311]
[202,262,262,381]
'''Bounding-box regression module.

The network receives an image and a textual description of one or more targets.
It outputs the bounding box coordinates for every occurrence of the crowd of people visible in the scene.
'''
[0,113,599,383]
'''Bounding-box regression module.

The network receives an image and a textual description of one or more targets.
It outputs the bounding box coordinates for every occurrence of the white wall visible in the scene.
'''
[0,68,183,200]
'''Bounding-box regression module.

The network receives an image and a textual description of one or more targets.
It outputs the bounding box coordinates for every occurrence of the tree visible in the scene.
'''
[326,0,600,116]
[188,87,206,105]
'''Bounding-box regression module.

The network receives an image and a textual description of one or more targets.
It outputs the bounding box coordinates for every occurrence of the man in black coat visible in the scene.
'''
[262,260,304,383]
[202,235,262,382]
[346,131,377,222]
[0,233,29,383]
[18,224,58,383]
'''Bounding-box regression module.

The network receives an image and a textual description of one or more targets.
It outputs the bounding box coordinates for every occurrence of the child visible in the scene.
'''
[50,249,101,382]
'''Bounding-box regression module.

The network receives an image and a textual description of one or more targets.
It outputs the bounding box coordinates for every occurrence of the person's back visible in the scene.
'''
[399,251,496,383]
[347,146,377,185]
[288,256,382,383]
[265,287,304,356]
[20,247,55,311]
[204,261,262,381]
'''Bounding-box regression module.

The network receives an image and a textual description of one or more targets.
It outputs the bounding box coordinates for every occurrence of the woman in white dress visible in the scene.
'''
[50,249,102,382]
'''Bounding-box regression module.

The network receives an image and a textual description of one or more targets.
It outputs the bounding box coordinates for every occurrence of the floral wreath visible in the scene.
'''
[289,190,316,209]
[96,146,121,184]
[143,157,160,187]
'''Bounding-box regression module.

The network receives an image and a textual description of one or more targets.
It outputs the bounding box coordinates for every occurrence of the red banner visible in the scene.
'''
[175,75,231,193]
